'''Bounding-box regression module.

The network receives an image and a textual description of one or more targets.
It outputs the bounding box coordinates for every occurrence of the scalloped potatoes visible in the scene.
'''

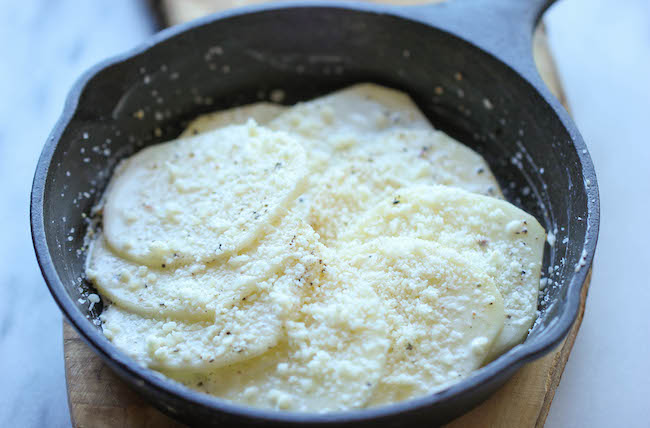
[87,83,544,412]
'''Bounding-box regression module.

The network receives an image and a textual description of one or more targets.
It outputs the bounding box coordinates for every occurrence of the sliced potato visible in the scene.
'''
[343,185,545,359]
[103,122,307,267]
[305,129,501,245]
[97,216,324,371]
[85,82,545,411]
[339,237,504,405]
[169,251,390,412]
[179,102,286,137]
[268,83,431,144]
[88,214,322,321]
[268,84,500,243]
[101,302,279,371]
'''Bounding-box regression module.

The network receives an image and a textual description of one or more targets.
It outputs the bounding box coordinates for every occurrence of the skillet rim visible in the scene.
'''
[30,1,600,424]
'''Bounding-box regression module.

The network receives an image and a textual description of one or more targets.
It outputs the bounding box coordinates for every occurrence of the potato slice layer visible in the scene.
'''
[168,253,390,412]
[344,185,545,358]
[101,302,278,372]
[180,102,286,137]
[305,129,500,244]
[86,83,545,411]
[89,213,321,319]
[339,238,504,405]
[103,122,307,267]
[268,83,431,143]
[98,215,324,370]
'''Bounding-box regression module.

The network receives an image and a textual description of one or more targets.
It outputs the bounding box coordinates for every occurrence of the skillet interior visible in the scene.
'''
[33,5,597,427]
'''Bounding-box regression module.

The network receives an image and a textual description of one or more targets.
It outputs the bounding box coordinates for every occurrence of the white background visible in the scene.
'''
[1,0,648,426]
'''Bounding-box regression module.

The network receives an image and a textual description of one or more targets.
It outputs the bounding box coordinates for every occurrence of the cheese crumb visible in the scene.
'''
[547,232,556,247]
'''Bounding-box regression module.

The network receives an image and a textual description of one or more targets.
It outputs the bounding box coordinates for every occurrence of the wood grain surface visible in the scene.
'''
[65,1,582,426]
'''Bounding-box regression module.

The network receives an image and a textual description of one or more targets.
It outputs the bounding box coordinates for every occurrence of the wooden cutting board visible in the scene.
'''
[64,1,582,426]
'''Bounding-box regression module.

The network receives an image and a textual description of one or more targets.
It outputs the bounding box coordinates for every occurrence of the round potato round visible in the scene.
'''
[169,252,391,412]
[103,122,308,268]
[179,102,286,137]
[305,129,500,245]
[344,185,545,359]
[339,237,504,405]
[98,216,325,371]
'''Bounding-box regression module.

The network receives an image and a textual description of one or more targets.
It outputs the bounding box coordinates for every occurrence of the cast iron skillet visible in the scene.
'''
[31,0,599,426]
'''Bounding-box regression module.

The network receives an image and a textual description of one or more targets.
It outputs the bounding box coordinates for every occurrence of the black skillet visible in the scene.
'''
[31,0,599,426]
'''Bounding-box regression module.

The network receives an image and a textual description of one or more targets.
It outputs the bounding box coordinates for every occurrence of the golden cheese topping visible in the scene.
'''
[87,83,545,412]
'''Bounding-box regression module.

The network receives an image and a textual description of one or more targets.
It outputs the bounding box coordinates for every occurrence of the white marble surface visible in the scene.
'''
[0,1,648,427]
[0,2,154,427]
[545,1,650,426]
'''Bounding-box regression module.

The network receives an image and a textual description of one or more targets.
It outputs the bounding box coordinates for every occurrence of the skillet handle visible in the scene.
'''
[400,0,557,88]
